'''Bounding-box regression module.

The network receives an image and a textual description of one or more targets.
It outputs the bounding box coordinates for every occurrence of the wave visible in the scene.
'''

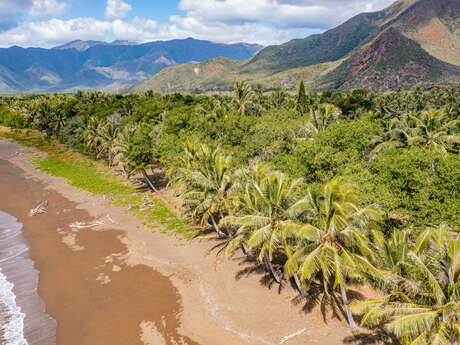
[0,211,56,345]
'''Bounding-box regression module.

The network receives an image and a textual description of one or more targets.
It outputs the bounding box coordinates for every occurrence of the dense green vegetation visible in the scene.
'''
[1,84,459,344]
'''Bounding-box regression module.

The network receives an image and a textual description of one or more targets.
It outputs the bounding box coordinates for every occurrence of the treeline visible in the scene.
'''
[1,84,459,343]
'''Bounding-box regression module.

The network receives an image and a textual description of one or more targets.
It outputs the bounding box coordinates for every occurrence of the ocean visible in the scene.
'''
[0,211,56,345]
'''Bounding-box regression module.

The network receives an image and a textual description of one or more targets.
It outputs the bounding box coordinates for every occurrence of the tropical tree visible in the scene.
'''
[297,80,308,116]
[125,124,159,191]
[409,109,459,154]
[110,125,132,175]
[306,103,341,134]
[222,169,306,286]
[351,227,460,344]
[81,117,103,153]
[285,179,381,328]
[180,145,236,238]
[233,81,252,116]
[96,122,119,166]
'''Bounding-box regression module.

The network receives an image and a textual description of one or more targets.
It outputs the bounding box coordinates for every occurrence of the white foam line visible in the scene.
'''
[0,268,28,345]
[199,282,275,345]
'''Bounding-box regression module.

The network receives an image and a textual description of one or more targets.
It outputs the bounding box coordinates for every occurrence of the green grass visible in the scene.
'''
[35,157,136,195]
[1,127,199,240]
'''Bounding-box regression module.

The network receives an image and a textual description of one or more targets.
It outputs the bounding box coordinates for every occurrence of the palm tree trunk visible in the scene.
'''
[142,169,159,193]
[241,243,253,257]
[340,285,356,329]
[263,250,282,284]
[210,213,226,238]
[219,210,233,239]
[293,273,308,297]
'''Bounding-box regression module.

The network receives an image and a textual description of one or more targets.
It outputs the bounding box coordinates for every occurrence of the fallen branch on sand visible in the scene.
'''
[29,200,48,216]
[105,215,117,224]
[70,220,104,229]
[280,328,306,344]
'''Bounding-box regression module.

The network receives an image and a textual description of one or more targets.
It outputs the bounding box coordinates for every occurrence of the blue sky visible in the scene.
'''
[0,0,396,48]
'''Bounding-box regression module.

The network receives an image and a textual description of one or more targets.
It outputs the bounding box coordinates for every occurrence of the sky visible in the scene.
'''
[0,0,397,48]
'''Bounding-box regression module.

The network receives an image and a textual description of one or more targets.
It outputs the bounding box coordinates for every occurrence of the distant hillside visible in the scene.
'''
[318,28,460,91]
[0,38,263,93]
[54,40,138,51]
[129,57,340,94]
[134,0,460,94]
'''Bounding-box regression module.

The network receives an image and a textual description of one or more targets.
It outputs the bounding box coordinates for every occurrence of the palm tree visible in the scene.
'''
[409,109,459,154]
[285,180,381,328]
[351,227,460,344]
[81,118,103,153]
[306,103,341,134]
[110,125,132,175]
[269,87,288,109]
[97,122,120,166]
[233,81,252,116]
[181,145,235,238]
[221,169,306,286]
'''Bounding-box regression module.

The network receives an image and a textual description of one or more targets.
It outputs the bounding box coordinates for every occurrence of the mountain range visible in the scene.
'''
[0,39,262,93]
[131,0,460,93]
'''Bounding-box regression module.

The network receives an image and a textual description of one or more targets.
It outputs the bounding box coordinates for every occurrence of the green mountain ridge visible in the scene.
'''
[131,0,460,93]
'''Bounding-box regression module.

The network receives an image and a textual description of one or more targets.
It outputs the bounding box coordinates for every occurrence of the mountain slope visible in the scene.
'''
[318,28,459,91]
[128,57,340,94]
[133,0,459,93]
[244,0,459,74]
[388,0,460,65]
[0,38,262,93]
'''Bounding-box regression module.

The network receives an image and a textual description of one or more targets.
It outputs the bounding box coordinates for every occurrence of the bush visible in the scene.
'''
[0,106,26,128]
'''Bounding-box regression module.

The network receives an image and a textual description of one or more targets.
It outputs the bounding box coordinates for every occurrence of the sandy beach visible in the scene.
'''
[0,137,365,345]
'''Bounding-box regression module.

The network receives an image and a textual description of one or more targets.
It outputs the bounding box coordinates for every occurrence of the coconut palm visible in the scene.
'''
[351,228,460,344]
[408,109,459,154]
[284,179,381,328]
[110,125,132,175]
[306,103,341,135]
[81,117,103,153]
[233,81,252,116]
[96,122,119,166]
[221,169,307,286]
[181,146,235,238]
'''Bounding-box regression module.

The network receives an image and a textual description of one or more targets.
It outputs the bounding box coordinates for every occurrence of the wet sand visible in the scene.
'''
[0,159,200,345]
[0,137,376,345]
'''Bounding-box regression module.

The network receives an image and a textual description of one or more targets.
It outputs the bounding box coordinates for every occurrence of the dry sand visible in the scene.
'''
[0,138,382,345]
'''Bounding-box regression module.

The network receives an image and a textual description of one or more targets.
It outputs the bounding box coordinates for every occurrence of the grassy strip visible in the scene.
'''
[36,157,136,195]
[0,127,199,239]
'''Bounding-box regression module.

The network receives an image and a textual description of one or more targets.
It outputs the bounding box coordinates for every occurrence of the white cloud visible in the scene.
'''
[0,0,398,48]
[28,0,69,18]
[178,0,396,29]
[0,16,291,48]
[0,0,32,31]
[105,0,132,20]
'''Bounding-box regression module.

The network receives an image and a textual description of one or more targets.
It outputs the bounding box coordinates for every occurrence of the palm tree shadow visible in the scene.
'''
[344,328,400,345]
[233,256,284,291]
[147,167,169,189]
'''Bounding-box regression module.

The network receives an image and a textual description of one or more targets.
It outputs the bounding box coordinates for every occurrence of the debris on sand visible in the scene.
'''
[29,200,48,216]
[280,328,306,344]
[70,219,104,229]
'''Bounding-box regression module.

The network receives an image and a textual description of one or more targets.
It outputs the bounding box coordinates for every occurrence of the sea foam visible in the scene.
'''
[0,211,28,345]
[0,267,28,345]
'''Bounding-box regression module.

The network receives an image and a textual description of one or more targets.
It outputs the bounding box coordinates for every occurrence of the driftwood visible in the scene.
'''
[105,215,117,224]
[280,328,306,344]
[70,220,104,229]
[29,200,48,217]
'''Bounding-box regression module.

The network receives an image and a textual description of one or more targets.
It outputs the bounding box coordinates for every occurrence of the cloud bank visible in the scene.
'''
[0,0,396,47]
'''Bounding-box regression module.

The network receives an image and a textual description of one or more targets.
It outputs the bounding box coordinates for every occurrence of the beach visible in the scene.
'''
[0,137,360,345]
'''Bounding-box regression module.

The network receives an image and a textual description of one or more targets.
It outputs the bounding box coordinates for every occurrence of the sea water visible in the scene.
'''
[0,211,56,345]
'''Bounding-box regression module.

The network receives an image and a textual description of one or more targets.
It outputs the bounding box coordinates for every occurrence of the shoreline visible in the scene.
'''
[0,137,360,345]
